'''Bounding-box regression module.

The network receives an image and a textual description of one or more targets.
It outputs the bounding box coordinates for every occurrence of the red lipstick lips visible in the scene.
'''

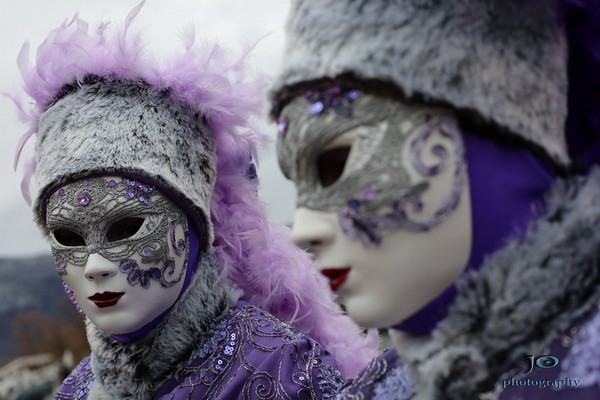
[89,292,124,308]
[320,268,351,292]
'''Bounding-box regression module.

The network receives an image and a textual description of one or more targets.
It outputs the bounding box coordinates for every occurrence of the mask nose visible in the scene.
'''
[84,252,118,281]
[291,207,336,251]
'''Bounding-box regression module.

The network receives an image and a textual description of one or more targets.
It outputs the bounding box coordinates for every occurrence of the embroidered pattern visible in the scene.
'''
[373,364,414,400]
[161,304,344,399]
[56,303,344,400]
[55,356,94,400]
[336,349,413,400]
[559,309,600,389]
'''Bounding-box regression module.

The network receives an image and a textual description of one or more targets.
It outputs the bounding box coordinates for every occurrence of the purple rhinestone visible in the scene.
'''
[134,182,144,190]
[326,86,341,96]
[347,198,361,211]
[57,188,65,197]
[139,195,149,205]
[345,90,361,101]
[55,259,66,269]
[304,90,315,100]
[123,178,135,186]
[362,186,376,201]
[77,192,91,206]
[107,179,117,187]
[126,188,136,198]
[143,247,154,256]
[82,180,89,187]
[277,116,288,136]
[308,101,325,115]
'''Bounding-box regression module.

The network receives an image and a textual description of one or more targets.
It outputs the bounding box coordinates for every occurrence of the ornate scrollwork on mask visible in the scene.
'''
[46,176,189,288]
[338,115,466,247]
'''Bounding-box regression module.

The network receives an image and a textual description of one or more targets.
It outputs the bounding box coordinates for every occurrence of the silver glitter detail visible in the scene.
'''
[277,94,466,247]
[46,177,189,287]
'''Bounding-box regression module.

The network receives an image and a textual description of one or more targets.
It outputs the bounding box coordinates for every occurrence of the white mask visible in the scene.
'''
[45,176,189,334]
[277,90,472,328]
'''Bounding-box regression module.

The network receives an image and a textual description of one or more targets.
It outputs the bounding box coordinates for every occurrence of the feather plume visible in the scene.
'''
[11,2,377,377]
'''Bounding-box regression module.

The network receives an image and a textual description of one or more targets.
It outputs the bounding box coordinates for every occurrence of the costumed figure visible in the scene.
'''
[270,0,600,398]
[11,4,378,399]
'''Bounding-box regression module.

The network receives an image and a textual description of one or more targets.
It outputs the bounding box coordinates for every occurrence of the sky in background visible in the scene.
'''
[0,0,297,258]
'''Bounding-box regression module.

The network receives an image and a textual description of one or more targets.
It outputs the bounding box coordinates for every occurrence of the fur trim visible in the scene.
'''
[87,254,239,399]
[13,3,378,377]
[34,79,216,247]
[395,168,600,399]
[271,0,569,165]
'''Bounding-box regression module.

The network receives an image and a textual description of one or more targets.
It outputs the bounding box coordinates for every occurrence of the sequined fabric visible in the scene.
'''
[335,348,414,400]
[559,306,600,388]
[55,301,344,399]
[55,357,94,400]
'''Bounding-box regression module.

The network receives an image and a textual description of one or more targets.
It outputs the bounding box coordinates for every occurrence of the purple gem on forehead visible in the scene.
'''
[57,188,65,197]
[326,86,341,96]
[345,90,361,101]
[77,192,91,206]
[107,179,117,187]
[143,247,154,256]
[308,101,325,115]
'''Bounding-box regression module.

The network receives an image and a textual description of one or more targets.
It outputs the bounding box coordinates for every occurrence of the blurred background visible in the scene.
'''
[0,1,295,398]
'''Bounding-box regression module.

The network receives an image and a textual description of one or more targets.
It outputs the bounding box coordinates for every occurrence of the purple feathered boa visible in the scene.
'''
[11,1,377,378]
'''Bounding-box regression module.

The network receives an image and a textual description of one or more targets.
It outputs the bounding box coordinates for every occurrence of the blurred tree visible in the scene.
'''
[11,297,89,364]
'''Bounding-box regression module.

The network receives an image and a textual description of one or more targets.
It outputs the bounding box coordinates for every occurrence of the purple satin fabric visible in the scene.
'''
[57,302,343,399]
[393,131,555,334]
[111,217,201,343]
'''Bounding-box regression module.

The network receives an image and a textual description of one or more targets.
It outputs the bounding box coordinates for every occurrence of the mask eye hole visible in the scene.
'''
[317,146,351,188]
[53,229,86,247]
[106,217,145,242]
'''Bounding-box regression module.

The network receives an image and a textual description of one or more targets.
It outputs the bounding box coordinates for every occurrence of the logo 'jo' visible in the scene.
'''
[525,355,559,374]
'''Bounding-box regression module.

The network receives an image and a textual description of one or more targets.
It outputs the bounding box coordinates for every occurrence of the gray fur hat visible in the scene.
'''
[270,0,570,166]
[34,78,216,247]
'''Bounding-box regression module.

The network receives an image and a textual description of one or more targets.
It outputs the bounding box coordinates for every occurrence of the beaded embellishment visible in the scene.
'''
[277,93,466,247]
[46,176,189,288]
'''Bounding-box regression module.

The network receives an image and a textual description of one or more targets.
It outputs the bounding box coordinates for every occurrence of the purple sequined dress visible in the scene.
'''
[55,301,344,399]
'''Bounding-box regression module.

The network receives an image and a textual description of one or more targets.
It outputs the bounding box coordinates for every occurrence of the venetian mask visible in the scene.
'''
[45,176,189,334]
[277,89,472,328]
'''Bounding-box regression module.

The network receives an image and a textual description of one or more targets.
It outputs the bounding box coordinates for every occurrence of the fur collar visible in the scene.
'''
[86,254,239,400]
[394,168,600,399]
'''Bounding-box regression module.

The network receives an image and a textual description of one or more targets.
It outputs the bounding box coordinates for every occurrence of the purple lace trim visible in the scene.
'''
[55,357,94,400]
[336,348,413,399]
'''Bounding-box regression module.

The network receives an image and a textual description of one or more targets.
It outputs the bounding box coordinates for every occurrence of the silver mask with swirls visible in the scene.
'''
[276,90,466,246]
[46,176,188,288]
